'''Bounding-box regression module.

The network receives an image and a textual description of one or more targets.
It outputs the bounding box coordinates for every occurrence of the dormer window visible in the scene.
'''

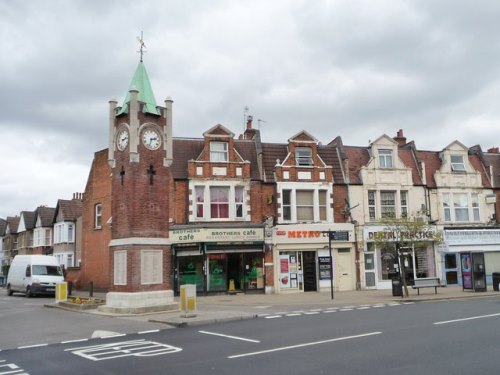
[451,155,465,172]
[379,149,393,168]
[295,147,312,166]
[210,141,228,162]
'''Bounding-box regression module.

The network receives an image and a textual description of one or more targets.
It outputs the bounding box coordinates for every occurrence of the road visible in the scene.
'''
[0,296,499,374]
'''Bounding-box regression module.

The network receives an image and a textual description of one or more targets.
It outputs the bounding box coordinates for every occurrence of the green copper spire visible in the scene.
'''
[117,61,160,116]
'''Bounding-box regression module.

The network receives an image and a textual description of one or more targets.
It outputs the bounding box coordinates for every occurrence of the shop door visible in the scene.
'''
[303,251,317,292]
[364,253,376,288]
[444,253,458,285]
[337,248,354,291]
[227,253,242,291]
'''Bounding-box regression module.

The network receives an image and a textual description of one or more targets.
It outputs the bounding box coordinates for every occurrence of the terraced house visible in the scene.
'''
[3,57,500,308]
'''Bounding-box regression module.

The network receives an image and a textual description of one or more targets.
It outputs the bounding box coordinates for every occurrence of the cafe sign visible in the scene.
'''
[170,227,264,244]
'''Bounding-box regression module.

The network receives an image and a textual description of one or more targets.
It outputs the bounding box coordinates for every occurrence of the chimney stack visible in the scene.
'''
[487,147,499,153]
[394,129,407,147]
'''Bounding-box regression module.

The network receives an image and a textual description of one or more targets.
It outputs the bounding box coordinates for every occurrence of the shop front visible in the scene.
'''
[363,226,438,290]
[171,225,265,295]
[441,228,500,287]
[272,223,355,293]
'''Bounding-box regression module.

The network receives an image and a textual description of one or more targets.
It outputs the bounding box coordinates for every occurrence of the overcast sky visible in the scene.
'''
[2,0,500,219]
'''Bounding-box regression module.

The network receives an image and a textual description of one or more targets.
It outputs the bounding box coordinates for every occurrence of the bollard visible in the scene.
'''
[89,281,94,297]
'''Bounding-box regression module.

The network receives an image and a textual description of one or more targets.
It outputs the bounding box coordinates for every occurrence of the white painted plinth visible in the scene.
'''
[98,290,179,314]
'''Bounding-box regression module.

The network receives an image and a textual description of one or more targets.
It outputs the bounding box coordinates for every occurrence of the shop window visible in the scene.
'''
[207,254,227,292]
[451,155,465,172]
[178,256,204,292]
[210,141,228,162]
[295,147,312,166]
[379,149,393,168]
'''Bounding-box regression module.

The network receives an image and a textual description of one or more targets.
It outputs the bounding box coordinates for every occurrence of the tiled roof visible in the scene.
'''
[56,199,83,221]
[398,149,423,185]
[234,140,261,180]
[317,145,345,184]
[6,216,20,234]
[36,206,56,227]
[343,146,370,184]
[171,139,204,179]
[415,150,441,187]
[482,151,500,188]
[20,211,36,230]
[469,154,492,188]
[261,143,288,182]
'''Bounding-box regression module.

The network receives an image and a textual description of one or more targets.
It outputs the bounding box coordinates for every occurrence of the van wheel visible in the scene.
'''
[6,284,13,296]
[26,286,32,298]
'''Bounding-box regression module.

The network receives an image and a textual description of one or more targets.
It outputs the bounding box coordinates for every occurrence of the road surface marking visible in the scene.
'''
[138,330,160,335]
[339,308,353,311]
[356,307,371,310]
[286,313,302,317]
[61,339,89,344]
[199,330,260,343]
[0,359,28,375]
[18,343,48,350]
[304,312,320,315]
[323,310,337,313]
[228,332,382,359]
[65,339,182,361]
[265,315,282,319]
[434,312,500,325]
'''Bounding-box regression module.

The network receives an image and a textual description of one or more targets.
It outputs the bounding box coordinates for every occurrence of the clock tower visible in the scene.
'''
[102,56,176,313]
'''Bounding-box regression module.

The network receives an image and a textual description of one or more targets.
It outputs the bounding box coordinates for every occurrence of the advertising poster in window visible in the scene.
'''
[461,253,473,290]
[318,256,332,280]
[280,255,291,288]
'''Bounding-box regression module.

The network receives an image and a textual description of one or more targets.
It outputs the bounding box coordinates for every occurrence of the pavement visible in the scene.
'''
[63,285,500,328]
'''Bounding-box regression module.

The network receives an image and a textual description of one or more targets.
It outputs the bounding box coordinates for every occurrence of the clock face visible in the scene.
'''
[142,129,161,150]
[117,129,129,151]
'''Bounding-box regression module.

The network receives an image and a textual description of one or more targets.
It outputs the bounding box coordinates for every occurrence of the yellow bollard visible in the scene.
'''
[229,279,235,292]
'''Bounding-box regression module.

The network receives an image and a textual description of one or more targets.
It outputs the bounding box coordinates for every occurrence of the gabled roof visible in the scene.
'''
[19,211,36,232]
[117,61,159,116]
[36,206,56,227]
[261,143,288,182]
[170,138,261,180]
[288,130,318,144]
[6,216,20,234]
[203,124,234,138]
[55,199,83,222]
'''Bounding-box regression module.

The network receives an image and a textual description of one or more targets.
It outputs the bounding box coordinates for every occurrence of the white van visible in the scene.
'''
[6,255,64,297]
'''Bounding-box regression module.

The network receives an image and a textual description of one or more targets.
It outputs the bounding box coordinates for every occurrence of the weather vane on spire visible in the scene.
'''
[137,31,146,62]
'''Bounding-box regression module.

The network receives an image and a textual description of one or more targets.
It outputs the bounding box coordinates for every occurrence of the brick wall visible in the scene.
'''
[80,149,112,291]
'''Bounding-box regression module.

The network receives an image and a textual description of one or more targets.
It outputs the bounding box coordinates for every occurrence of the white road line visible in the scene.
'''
[138,330,160,335]
[356,307,371,310]
[326,307,339,310]
[372,304,386,308]
[402,302,415,305]
[228,332,382,359]
[339,308,353,311]
[304,312,320,315]
[18,343,48,349]
[285,313,302,317]
[309,308,323,312]
[100,334,127,339]
[322,310,337,314]
[199,330,260,343]
[434,313,500,325]
[61,339,89,344]
[265,315,282,319]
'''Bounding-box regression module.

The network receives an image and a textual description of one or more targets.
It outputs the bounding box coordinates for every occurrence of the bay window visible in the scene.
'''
[279,186,330,223]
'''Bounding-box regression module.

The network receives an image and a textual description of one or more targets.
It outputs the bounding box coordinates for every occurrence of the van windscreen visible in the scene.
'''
[32,265,63,276]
